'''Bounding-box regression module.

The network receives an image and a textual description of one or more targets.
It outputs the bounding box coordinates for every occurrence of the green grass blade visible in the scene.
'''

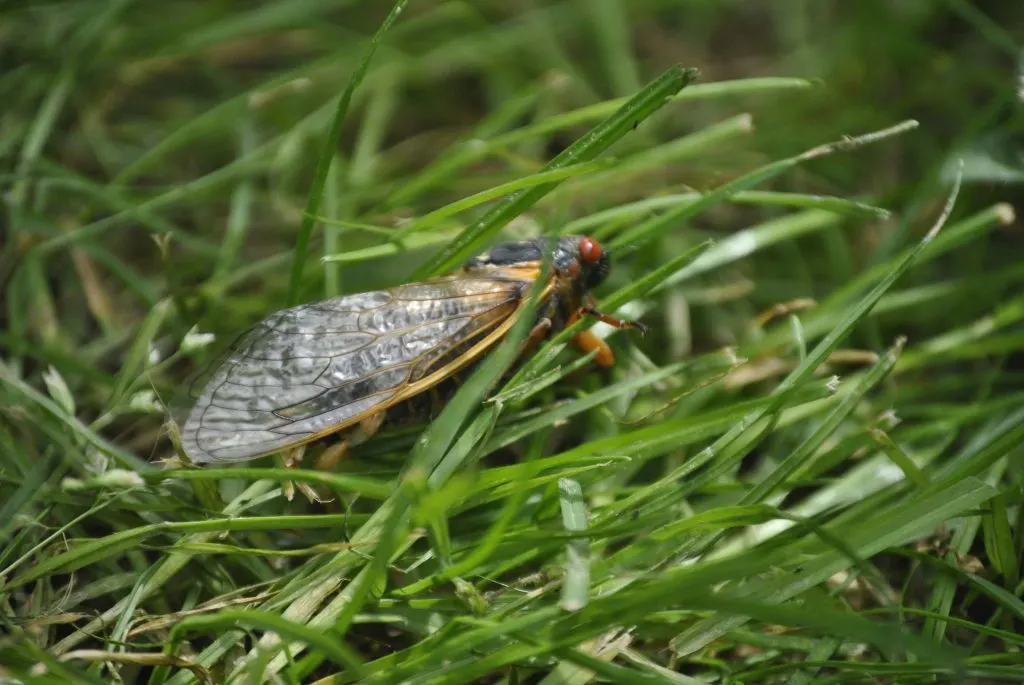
[286,0,409,306]
[557,478,592,612]
[411,65,699,279]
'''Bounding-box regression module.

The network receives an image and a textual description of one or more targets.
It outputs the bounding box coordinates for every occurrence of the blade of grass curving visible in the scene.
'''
[391,159,618,238]
[320,160,619,244]
[928,405,1024,490]
[383,77,812,213]
[659,210,843,290]
[487,348,599,407]
[547,113,753,202]
[546,643,679,685]
[485,383,836,497]
[486,361,690,454]
[826,203,1015,308]
[672,594,958,667]
[620,161,963,515]
[481,77,813,158]
[609,120,919,254]
[6,512,386,589]
[560,190,890,236]
[148,468,390,499]
[286,0,409,306]
[870,427,931,489]
[322,230,457,264]
[411,65,699,279]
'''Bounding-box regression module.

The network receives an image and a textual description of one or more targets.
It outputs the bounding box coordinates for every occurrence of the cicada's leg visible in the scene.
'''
[571,330,615,368]
[580,305,650,336]
[529,316,553,341]
[569,298,649,368]
[315,411,386,471]
[518,295,560,360]
[314,440,349,474]
[279,444,326,503]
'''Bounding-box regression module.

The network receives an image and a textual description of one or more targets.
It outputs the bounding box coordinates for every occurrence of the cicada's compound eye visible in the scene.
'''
[578,236,603,264]
[578,236,610,290]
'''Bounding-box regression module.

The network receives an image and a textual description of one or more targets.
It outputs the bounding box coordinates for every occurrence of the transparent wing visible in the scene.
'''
[178,276,529,463]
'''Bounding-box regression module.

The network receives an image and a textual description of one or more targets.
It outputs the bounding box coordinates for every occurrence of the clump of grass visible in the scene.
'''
[2,2,1023,685]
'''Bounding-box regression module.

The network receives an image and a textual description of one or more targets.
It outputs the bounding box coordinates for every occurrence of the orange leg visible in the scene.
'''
[568,303,649,368]
[572,330,615,368]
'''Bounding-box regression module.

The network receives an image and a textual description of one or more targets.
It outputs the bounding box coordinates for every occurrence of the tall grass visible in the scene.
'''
[2,2,1023,684]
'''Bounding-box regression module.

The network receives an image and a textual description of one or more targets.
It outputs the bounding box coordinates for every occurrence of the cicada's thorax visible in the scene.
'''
[543,273,590,333]
[461,234,610,341]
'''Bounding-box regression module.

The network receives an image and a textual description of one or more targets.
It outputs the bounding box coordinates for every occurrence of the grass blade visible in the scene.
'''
[286,0,409,306]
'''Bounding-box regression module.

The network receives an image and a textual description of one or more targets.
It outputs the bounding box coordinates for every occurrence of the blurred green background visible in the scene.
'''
[2,0,1024,348]
[2,1,1021,338]
[3,1,1023,379]
[3,1,1024,683]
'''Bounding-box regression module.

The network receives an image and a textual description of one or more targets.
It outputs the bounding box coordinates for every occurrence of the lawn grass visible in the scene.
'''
[2,2,1023,684]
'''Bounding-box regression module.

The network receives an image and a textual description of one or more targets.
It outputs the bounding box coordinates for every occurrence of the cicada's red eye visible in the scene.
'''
[579,236,603,264]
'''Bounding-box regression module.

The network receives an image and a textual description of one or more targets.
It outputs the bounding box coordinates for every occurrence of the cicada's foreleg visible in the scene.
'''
[569,298,649,368]
[580,304,650,336]
[520,295,559,358]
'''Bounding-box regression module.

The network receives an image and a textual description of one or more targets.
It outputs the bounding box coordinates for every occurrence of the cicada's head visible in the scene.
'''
[464,234,611,294]
[552,235,610,293]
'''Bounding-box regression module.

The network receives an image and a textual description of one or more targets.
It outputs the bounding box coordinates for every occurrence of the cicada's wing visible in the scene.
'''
[177,275,534,463]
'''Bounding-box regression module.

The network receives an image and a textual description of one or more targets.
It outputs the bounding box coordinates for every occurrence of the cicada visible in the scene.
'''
[176,235,644,467]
